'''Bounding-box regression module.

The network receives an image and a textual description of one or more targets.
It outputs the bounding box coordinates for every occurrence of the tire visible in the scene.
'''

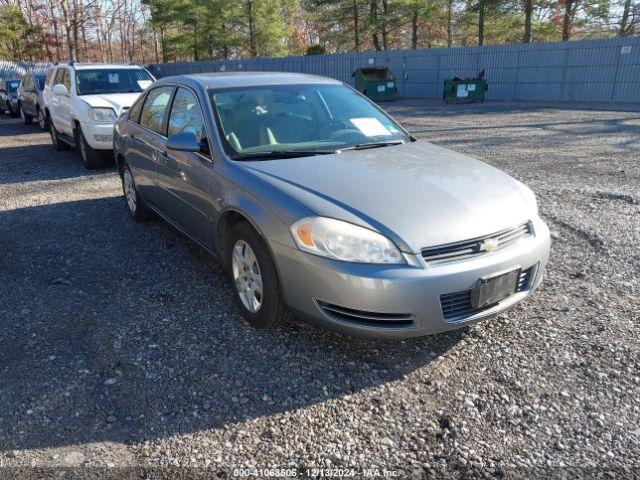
[76,128,103,169]
[49,119,69,151]
[121,163,150,221]
[8,103,19,118]
[37,107,47,130]
[20,104,33,125]
[228,222,292,330]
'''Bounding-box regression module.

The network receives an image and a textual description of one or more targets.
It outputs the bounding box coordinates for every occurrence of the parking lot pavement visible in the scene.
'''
[1,102,639,476]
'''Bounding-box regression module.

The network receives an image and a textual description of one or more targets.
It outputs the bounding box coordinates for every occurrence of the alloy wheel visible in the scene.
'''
[232,240,263,313]
[123,169,137,213]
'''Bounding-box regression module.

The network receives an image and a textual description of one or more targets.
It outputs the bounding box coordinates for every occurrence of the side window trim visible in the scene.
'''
[161,87,179,137]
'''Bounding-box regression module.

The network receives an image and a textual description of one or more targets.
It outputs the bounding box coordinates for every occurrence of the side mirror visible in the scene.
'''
[53,84,68,96]
[166,132,203,153]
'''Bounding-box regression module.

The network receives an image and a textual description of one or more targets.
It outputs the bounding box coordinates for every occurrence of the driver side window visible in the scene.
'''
[167,87,205,142]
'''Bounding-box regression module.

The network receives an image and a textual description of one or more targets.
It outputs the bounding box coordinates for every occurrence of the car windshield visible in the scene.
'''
[35,76,46,90]
[208,83,410,159]
[75,69,153,96]
[7,81,20,91]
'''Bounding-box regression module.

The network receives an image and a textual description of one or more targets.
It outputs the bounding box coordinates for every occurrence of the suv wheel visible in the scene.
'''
[228,222,292,330]
[8,103,18,117]
[122,164,150,221]
[37,107,47,130]
[20,104,33,125]
[76,128,103,169]
[49,120,69,151]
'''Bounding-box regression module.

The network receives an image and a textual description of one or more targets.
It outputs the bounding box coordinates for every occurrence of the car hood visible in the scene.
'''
[242,141,536,253]
[80,92,141,114]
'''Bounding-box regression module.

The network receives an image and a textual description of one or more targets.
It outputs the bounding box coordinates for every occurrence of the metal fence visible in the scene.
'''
[147,37,640,104]
[2,37,638,103]
[0,61,50,81]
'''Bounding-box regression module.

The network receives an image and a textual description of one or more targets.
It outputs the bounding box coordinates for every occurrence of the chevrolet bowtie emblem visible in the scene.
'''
[480,238,499,252]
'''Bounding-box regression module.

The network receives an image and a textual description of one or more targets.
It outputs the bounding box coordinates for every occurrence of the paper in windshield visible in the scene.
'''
[350,118,392,136]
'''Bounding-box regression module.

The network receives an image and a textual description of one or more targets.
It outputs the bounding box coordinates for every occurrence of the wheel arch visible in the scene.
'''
[215,202,287,289]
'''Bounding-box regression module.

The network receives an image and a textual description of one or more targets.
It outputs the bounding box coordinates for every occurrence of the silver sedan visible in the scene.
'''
[113,72,550,339]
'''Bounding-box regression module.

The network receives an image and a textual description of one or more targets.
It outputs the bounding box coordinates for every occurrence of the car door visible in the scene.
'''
[128,85,175,207]
[58,69,74,135]
[50,68,70,133]
[157,86,217,247]
[23,76,37,116]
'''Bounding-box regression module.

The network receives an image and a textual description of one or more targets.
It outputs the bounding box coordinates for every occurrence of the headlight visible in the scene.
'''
[291,217,405,264]
[89,107,117,123]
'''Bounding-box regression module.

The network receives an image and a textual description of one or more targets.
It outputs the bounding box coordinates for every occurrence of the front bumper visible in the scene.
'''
[80,122,115,150]
[273,217,551,339]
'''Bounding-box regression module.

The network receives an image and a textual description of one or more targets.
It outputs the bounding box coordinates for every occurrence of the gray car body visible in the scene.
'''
[113,72,550,339]
[17,72,47,119]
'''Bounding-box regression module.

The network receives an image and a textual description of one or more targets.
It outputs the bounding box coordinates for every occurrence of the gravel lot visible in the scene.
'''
[1,101,639,478]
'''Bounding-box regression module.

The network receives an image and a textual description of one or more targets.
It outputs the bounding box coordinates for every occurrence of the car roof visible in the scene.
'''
[48,63,145,71]
[157,72,342,89]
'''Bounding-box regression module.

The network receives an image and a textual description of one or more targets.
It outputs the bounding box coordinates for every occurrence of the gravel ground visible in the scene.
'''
[0,101,639,479]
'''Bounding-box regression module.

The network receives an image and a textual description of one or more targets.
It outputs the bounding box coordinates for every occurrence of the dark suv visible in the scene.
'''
[0,79,21,117]
[17,72,48,129]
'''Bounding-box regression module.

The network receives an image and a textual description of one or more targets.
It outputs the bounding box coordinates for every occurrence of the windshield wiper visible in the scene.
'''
[231,149,336,160]
[338,140,404,151]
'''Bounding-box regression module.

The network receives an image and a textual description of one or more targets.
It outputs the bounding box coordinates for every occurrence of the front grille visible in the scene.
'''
[422,223,533,265]
[440,267,535,321]
[316,301,415,328]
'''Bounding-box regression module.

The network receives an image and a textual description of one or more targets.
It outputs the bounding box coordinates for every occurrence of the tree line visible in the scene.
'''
[1,0,638,63]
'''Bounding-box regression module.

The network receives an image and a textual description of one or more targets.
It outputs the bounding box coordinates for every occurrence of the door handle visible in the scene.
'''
[157,150,169,165]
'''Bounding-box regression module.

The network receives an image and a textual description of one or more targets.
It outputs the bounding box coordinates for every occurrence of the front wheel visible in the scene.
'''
[76,128,103,169]
[49,120,69,151]
[20,105,33,125]
[8,103,19,117]
[228,222,292,330]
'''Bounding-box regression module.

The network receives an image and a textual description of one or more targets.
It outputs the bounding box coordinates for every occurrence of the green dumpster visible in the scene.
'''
[352,67,397,101]
[443,76,488,104]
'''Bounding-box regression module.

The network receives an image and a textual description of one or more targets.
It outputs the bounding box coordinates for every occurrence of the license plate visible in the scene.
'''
[471,269,520,308]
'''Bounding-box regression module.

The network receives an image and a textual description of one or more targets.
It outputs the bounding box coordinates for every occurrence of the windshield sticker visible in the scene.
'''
[108,73,120,84]
[137,80,152,89]
[350,118,392,136]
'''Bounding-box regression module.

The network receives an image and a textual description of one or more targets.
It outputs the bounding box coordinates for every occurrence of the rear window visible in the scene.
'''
[6,81,20,91]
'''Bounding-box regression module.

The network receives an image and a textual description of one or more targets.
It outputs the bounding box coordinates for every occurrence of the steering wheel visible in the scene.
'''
[319,119,349,138]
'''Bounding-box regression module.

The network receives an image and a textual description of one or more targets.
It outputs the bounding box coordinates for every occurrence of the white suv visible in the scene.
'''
[43,62,154,168]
